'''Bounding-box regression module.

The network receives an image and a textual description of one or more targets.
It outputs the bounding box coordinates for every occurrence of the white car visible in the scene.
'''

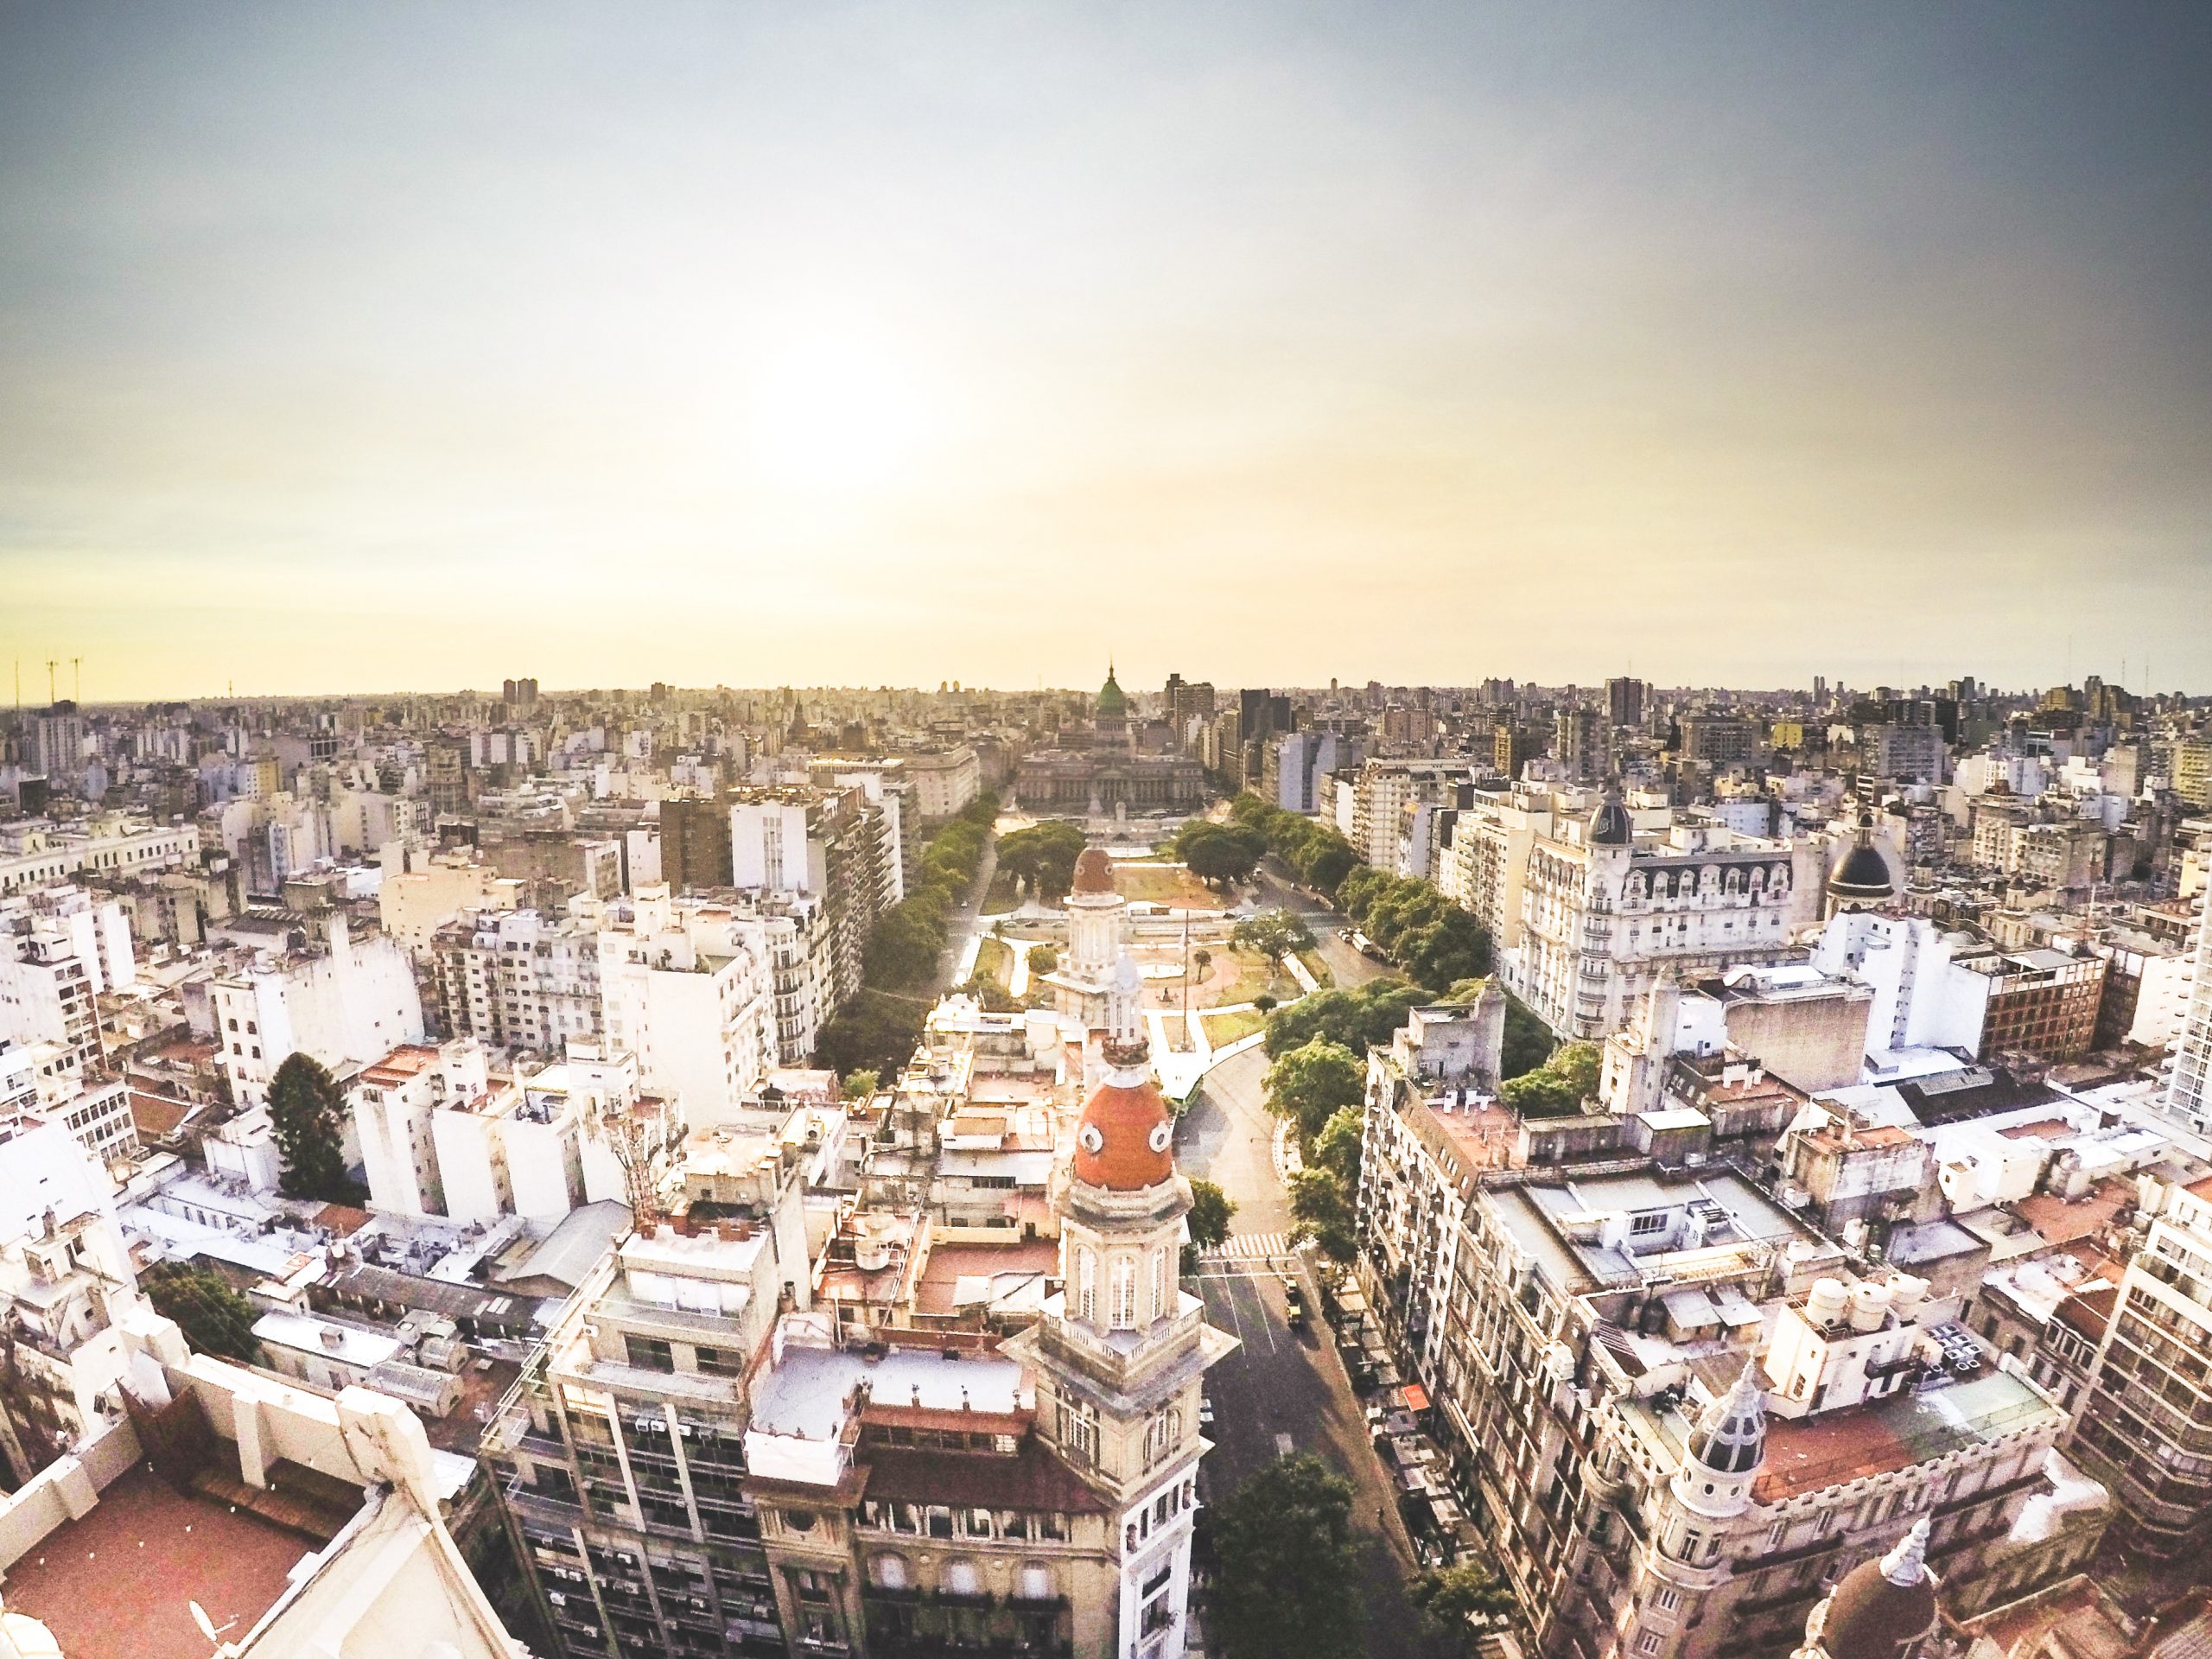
[1198,1395,1216,1427]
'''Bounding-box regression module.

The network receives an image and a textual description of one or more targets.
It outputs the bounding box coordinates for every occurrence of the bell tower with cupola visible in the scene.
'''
[1001,944,1236,1659]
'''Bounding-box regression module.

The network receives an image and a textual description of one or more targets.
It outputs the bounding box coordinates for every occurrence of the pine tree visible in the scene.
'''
[266,1052,351,1201]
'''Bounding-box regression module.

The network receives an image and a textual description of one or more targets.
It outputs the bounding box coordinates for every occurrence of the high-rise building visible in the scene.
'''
[1554,705,1603,781]
[482,1110,817,1659]
[0,886,134,1074]
[597,885,778,1128]
[210,911,424,1104]
[1678,712,1763,768]
[1605,675,1648,729]
[2163,851,2212,1133]
[731,786,895,1008]
[27,703,85,783]
[663,794,736,893]
[2070,1166,2212,1557]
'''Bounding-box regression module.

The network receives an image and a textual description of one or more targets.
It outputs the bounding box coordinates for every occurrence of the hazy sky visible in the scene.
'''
[3,3,2209,700]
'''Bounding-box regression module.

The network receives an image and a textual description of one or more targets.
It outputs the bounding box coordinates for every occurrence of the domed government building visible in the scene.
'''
[1014,665,1207,817]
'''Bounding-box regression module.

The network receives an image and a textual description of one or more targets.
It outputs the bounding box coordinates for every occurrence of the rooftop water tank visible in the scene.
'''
[1807,1278,1850,1327]
[1849,1281,1892,1334]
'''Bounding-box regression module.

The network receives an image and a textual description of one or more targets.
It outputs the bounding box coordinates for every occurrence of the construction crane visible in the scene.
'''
[70,657,81,702]
[43,659,57,704]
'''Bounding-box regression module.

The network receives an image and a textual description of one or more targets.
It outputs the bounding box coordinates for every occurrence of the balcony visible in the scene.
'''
[867,1643,1071,1659]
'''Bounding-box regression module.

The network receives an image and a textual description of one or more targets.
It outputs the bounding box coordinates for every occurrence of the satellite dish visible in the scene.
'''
[190,1600,238,1641]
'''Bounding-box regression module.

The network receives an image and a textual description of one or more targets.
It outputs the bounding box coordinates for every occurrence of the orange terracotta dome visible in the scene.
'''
[1072,1076,1174,1191]
[1071,848,1116,895]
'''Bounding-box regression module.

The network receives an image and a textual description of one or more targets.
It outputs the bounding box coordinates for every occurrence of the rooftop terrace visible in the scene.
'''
[3,1461,312,1659]
[1752,1368,2055,1501]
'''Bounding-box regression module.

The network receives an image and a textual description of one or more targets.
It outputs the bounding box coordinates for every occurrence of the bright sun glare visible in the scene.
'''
[745,331,925,492]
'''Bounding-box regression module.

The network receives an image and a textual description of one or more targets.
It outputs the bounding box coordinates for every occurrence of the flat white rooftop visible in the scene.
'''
[750,1341,1026,1441]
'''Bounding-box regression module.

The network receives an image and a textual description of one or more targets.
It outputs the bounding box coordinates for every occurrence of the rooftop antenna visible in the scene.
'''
[45,658,58,703]
[71,656,82,702]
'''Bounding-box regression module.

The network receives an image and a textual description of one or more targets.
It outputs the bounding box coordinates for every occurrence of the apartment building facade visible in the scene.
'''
[1506,796,1820,1040]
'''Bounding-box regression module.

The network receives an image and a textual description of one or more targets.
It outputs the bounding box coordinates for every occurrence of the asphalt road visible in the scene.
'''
[1179,1045,1447,1658]
[935,833,1000,989]
[1252,862,1395,992]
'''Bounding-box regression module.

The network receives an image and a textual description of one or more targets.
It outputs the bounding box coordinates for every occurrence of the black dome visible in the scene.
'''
[1828,812,1895,906]
[1686,1359,1765,1476]
[1589,790,1632,847]
[1828,842,1895,899]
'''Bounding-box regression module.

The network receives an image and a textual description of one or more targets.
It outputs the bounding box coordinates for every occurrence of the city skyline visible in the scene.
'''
[6,3,2211,698]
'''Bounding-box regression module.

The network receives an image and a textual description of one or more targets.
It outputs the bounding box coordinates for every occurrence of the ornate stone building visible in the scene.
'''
[1046,846,1127,1029]
[1503,789,1824,1039]
[1003,944,1237,1659]
[1014,669,1206,817]
[707,946,1233,1659]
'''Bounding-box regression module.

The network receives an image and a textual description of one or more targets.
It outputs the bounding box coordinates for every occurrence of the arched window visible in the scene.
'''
[1150,1247,1169,1322]
[1110,1254,1138,1330]
[1144,1404,1182,1465]
[942,1560,982,1598]
[1074,1246,1096,1322]
[870,1553,909,1591]
[1018,1563,1054,1604]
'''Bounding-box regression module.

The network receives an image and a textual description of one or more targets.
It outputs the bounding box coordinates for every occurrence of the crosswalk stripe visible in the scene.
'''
[1206,1231,1294,1260]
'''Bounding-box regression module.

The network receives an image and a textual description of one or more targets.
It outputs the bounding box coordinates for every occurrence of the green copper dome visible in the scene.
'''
[1095,664,1128,719]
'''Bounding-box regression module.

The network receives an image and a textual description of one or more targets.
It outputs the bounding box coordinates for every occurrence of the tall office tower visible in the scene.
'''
[1555,705,1603,780]
[2164,851,2211,1132]
[1605,675,1647,728]
[2070,1166,2212,1556]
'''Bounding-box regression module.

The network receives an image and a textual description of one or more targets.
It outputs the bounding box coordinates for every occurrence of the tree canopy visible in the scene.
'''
[864,905,945,989]
[1173,820,1266,889]
[1340,864,1491,993]
[1263,979,1428,1058]
[1228,794,1362,899]
[142,1260,263,1362]
[1186,1179,1236,1252]
[1408,1560,1517,1655]
[816,989,927,1077]
[267,1053,354,1202]
[995,820,1087,899]
[1289,1166,1357,1262]
[1210,1454,1367,1659]
[1497,1041,1602,1118]
[1230,907,1315,960]
[1262,1038,1365,1145]
[1288,1105,1363,1263]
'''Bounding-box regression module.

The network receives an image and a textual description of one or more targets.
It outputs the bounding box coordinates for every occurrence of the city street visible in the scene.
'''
[935,830,1001,990]
[1179,1044,1447,1657]
[1252,861,1394,992]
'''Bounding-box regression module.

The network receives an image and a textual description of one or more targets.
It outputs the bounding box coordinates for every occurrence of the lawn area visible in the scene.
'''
[1203,1007,1267,1047]
[1112,861,1229,911]
[1296,948,1333,988]
[981,871,1021,914]
[973,937,1012,988]
[1202,946,1287,1008]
